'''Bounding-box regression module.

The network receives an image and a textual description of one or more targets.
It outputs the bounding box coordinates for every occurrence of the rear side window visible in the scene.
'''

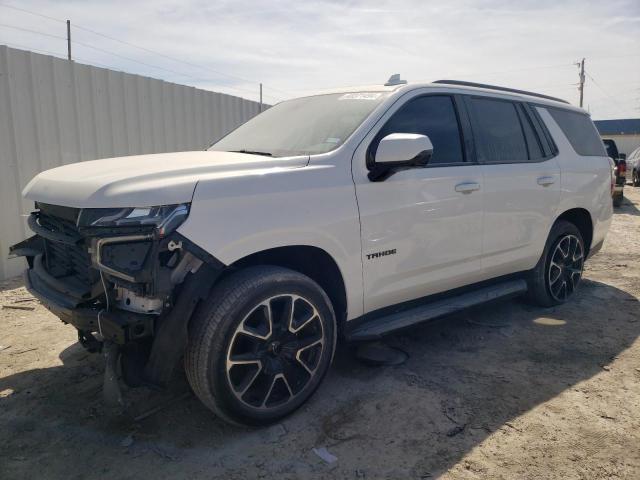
[546,108,606,157]
[468,98,529,162]
[372,95,464,165]
[517,106,544,160]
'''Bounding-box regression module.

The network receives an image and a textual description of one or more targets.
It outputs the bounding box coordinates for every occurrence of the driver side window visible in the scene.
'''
[371,95,465,165]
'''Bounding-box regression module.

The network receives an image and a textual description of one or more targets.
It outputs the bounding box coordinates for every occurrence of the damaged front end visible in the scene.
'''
[9,202,223,393]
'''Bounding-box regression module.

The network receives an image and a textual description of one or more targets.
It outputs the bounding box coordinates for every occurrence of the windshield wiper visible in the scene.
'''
[230,149,273,157]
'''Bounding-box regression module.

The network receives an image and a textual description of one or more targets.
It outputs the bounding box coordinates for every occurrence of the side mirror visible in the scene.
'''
[619,153,627,161]
[369,133,433,181]
[375,133,433,166]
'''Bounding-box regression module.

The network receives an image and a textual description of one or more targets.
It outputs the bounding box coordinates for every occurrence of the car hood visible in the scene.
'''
[22,151,309,208]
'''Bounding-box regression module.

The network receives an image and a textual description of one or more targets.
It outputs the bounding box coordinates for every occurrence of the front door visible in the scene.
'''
[352,93,485,313]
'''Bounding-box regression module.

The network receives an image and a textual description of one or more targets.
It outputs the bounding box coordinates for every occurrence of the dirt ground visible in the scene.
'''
[1,190,639,480]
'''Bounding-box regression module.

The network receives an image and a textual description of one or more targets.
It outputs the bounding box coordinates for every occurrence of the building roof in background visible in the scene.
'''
[594,118,640,136]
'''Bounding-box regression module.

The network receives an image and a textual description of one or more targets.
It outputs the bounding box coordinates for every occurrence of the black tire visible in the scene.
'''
[613,194,623,207]
[528,220,585,307]
[633,170,639,187]
[185,266,336,426]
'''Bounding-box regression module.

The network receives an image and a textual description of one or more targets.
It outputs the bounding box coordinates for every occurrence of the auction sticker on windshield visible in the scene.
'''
[338,92,383,100]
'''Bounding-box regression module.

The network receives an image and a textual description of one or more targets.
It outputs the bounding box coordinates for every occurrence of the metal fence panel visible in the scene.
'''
[0,45,263,280]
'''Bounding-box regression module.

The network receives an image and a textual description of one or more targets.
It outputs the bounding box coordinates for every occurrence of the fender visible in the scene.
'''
[177,160,364,319]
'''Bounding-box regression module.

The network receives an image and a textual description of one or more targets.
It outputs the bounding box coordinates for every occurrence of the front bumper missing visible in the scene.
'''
[12,205,226,388]
[25,264,154,344]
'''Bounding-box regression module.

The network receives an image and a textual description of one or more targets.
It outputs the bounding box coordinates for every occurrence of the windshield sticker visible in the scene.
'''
[338,92,382,101]
[325,137,341,144]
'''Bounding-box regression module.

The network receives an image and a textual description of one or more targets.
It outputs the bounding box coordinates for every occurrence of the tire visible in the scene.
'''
[633,170,639,187]
[185,266,336,426]
[613,194,623,207]
[528,220,585,307]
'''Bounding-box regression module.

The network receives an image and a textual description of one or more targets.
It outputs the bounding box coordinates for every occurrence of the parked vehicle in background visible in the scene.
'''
[10,77,613,426]
[603,138,626,206]
[627,146,640,187]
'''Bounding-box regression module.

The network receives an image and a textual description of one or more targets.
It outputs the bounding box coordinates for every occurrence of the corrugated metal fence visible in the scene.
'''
[0,45,263,280]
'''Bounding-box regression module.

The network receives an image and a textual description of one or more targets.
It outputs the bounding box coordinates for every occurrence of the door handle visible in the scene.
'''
[455,182,480,194]
[537,176,555,186]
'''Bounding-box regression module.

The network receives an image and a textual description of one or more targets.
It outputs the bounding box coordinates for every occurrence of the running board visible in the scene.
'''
[347,279,528,341]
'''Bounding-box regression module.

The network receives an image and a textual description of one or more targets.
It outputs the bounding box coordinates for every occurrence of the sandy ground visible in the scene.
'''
[1,189,639,480]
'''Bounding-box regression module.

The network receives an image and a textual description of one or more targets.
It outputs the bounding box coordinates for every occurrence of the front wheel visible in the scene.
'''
[528,220,585,307]
[185,266,336,426]
[633,170,639,187]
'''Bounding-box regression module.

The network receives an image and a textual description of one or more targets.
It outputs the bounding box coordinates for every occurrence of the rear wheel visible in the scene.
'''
[185,266,336,426]
[633,170,639,187]
[528,220,585,307]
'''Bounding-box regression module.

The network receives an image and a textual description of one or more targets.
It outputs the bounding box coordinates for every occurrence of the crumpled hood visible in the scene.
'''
[22,151,309,208]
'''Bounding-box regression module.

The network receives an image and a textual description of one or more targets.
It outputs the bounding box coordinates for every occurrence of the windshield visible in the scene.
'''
[209,92,388,157]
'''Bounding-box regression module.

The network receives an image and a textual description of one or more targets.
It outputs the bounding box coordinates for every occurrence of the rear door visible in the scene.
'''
[465,96,561,278]
[352,92,485,313]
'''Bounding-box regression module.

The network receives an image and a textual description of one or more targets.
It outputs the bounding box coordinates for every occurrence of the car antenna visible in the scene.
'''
[384,74,407,86]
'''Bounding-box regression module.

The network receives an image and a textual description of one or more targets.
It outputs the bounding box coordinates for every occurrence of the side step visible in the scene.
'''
[348,279,528,341]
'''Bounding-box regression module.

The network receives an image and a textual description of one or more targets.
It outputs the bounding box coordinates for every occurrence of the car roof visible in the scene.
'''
[309,81,585,114]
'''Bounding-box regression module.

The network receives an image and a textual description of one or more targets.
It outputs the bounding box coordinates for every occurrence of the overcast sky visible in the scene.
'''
[1,0,638,119]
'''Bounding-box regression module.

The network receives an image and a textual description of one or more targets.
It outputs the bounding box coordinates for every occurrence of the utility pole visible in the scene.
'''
[66,20,72,60]
[577,57,585,108]
[259,83,263,112]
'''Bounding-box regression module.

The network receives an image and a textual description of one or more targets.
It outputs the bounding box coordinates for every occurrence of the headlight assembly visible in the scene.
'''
[77,203,190,236]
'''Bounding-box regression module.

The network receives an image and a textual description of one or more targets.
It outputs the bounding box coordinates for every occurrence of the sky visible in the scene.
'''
[1,0,638,119]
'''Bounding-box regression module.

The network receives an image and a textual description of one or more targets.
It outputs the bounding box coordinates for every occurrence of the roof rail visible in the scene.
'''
[432,80,570,105]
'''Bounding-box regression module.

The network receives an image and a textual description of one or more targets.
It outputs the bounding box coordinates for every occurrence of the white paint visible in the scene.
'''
[0,46,262,279]
[16,80,613,323]
[23,151,308,208]
[374,133,433,164]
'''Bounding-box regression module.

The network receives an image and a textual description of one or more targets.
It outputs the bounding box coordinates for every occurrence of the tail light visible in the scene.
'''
[611,163,615,196]
[618,160,627,175]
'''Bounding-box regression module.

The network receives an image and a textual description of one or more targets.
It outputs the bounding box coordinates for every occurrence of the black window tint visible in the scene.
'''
[375,96,464,164]
[602,139,618,159]
[469,98,528,162]
[526,103,557,157]
[547,108,607,156]
[518,106,544,160]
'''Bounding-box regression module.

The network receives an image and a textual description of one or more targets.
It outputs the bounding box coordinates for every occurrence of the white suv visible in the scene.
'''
[10,77,613,425]
[628,146,640,187]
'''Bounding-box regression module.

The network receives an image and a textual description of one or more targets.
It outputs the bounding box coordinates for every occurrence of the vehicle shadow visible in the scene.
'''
[617,193,640,215]
[1,279,639,479]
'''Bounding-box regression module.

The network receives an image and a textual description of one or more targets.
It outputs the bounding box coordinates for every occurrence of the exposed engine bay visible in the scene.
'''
[9,202,222,400]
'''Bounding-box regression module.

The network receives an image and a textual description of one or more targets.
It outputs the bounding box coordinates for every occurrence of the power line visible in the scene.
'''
[2,41,112,69]
[0,22,283,101]
[0,2,290,98]
[584,70,635,115]
[445,62,576,80]
[0,23,203,80]
[0,2,60,23]
[0,22,66,40]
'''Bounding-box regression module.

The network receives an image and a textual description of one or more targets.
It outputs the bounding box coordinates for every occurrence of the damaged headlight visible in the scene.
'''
[77,203,190,236]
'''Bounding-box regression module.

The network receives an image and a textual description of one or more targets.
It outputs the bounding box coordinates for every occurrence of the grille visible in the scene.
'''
[36,207,97,288]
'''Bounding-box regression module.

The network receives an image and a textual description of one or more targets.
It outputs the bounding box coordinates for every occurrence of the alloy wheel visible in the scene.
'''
[547,234,584,302]
[225,294,326,410]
